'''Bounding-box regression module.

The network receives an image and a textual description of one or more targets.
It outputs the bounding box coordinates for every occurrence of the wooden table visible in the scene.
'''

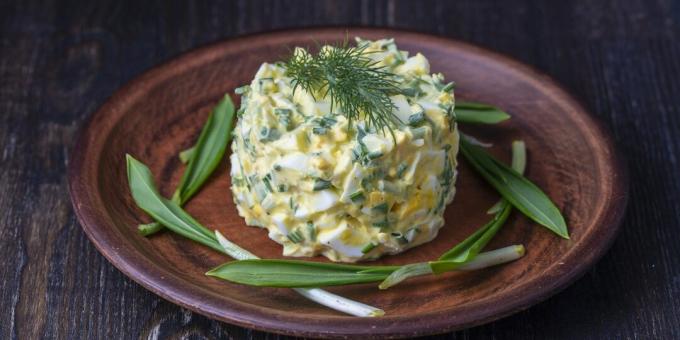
[1,1,678,338]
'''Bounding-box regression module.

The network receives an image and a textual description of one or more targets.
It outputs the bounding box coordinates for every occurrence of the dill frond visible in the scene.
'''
[285,40,402,136]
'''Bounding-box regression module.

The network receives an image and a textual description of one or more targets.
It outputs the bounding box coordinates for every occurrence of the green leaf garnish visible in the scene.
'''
[173,95,235,203]
[207,259,396,288]
[455,101,510,124]
[285,40,401,136]
[138,95,235,236]
[126,154,225,253]
[460,135,569,238]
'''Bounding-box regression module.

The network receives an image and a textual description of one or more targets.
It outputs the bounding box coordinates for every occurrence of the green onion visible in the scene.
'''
[258,126,280,142]
[411,126,429,139]
[395,163,408,178]
[274,107,292,115]
[441,81,456,92]
[288,229,304,243]
[372,202,389,214]
[312,127,328,135]
[127,155,224,252]
[408,112,426,126]
[306,222,317,241]
[460,135,569,238]
[313,178,332,191]
[274,108,293,130]
[262,174,274,193]
[372,220,389,229]
[455,101,510,124]
[234,85,250,95]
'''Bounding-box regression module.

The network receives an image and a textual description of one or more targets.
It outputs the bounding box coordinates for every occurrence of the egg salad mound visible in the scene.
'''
[229,38,459,262]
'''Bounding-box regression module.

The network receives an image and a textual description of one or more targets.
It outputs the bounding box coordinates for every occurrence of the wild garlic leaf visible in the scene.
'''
[487,141,527,214]
[438,202,512,262]
[455,101,510,124]
[207,259,398,288]
[460,136,569,238]
[178,146,196,164]
[138,95,235,236]
[126,154,224,253]
[173,94,235,204]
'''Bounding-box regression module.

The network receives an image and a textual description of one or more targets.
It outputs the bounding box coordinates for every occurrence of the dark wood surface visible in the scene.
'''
[67,27,628,338]
[1,1,678,339]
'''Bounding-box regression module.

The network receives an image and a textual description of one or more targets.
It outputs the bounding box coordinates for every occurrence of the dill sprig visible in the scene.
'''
[285,41,402,136]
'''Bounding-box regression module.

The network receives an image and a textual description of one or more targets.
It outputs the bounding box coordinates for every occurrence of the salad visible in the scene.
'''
[127,37,568,317]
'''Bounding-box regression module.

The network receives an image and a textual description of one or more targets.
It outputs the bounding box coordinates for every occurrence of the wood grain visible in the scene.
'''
[67,28,626,338]
[1,1,679,339]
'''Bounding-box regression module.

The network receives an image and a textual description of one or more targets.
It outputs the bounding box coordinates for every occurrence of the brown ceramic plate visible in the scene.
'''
[68,28,628,338]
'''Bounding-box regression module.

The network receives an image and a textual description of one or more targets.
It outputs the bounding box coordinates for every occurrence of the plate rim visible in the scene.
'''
[68,27,629,338]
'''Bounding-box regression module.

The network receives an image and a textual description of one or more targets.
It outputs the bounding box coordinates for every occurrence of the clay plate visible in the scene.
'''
[68,28,628,338]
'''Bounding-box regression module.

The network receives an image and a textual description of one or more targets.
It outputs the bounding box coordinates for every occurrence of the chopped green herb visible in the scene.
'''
[372,220,389,229]
[441,81,456,92]
[391,232,409,244]
[372,202,389,214]
[306,221,317,241]
[313,178,332,191]
[349,190,365,203]
[262,174,274,193]
[274,108,292,115]
[396,163,408,178]
[287,229,304,243]
[312,127,328,135]
[361,243,377,254]
[258,127,280,142]
[408,112,426,126]
[274,108,293,130]
[234,85,250,94]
